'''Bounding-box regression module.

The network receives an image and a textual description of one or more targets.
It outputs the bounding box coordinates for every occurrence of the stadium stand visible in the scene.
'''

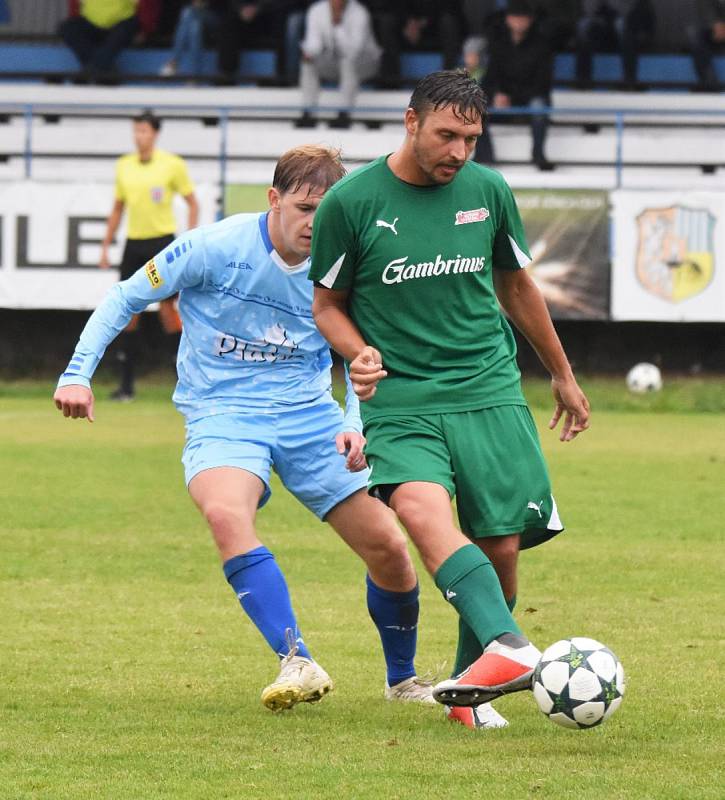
[0,82,723,199]
[0,1,723,193]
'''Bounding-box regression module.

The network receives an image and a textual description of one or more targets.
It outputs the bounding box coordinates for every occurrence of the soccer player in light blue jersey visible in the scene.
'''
[54,145,435,712]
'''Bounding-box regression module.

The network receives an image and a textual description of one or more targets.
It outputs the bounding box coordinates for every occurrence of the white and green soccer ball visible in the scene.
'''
[626,362,663,394]
[532,637,625,730]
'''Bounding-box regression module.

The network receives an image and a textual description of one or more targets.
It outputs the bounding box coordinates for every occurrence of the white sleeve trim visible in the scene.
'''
[317,252,346,288]
[508,234,531,268]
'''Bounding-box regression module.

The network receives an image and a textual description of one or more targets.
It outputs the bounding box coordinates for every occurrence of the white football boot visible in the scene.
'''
[260,631,333,712]
[384,675,437,705]
[433,632,541,707]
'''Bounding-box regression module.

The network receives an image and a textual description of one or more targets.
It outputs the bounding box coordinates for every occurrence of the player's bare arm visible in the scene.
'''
[100,199,125,269]
[54,384,95,422]
[312,285,387,401]
[493,267,590,441]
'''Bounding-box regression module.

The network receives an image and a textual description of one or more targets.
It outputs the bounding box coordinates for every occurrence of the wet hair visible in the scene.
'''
[133,109,161,131]
[408,69,487,126]
[272,144,346,194]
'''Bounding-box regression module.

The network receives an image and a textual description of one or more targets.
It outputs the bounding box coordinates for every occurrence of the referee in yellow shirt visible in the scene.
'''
[100,109,199,400]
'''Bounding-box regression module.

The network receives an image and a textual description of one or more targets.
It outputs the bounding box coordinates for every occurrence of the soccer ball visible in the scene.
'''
[626,362,663,394]
[532,637,625,730]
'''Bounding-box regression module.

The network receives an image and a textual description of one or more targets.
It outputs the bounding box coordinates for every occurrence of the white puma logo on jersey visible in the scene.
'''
[527,500,544,518]
[376,217,399,235]
[445,589,457,600]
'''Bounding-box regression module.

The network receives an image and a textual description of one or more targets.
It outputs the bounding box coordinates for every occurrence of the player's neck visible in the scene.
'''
[387,147,432,186]
[137,147,154,163]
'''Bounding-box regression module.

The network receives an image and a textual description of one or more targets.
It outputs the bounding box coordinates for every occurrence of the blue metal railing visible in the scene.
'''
[5,101,725,191]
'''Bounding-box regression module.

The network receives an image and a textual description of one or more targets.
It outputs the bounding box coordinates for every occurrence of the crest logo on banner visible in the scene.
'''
[635,206,715,302]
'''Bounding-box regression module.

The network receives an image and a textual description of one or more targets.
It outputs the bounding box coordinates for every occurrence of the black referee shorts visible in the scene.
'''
[119,234,175,282]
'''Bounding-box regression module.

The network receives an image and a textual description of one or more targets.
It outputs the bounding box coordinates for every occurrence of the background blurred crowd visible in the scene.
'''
[10,0,714,92]
[1,0,722,169]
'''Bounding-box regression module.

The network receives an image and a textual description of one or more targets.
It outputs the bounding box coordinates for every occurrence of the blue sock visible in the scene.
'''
[223,546,312,660]
[366,575,418,686]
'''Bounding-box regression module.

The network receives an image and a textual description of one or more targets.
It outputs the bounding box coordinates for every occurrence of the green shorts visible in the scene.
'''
[363,404,563,550]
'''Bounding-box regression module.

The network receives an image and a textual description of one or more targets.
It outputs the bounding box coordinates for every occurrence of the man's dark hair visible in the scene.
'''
[409,69,487,125]
[133,109,161,131]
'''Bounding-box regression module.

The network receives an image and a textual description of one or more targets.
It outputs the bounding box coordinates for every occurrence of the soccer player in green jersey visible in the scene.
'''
[308,70,591,731]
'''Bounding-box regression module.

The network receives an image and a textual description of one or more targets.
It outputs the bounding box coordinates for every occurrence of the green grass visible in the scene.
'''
[2,379,724,799]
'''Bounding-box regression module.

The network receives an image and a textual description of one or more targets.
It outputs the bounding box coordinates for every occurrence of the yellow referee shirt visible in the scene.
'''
[115,149,195,240]
[82,0,137,30]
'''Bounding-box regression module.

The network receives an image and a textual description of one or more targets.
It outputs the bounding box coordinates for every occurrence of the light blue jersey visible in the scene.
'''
[58,212,361,432]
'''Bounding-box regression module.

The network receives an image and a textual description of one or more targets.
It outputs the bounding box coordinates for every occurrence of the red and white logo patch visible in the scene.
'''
[455,207,490,225]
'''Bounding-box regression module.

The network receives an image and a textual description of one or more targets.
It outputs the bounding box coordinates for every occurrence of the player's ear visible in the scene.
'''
[267,186,281,212]
[404,107,419,136]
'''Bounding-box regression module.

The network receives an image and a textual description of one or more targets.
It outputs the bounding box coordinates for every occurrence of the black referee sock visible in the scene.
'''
[117,331,139,395]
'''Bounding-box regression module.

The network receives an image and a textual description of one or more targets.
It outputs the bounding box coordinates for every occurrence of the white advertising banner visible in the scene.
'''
[0,181,217,310]
[611,190,725,322]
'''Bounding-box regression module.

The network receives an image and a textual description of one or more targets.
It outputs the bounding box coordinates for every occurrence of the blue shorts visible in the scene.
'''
[181,398,369,520]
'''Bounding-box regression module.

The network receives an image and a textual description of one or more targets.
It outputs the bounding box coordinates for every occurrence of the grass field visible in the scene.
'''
[2,377,724,799]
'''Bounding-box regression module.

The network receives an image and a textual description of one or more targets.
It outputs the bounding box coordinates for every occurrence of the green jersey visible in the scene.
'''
[309,156,531,421]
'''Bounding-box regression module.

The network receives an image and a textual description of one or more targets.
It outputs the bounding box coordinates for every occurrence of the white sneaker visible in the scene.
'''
[384,675,437,705]
[446,703,509,730]
[261,654,333,712]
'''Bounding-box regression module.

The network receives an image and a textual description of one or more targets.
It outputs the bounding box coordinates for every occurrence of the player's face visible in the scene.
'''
[133,121,158,154]
[268,183,326,263]
[407,105,482,185]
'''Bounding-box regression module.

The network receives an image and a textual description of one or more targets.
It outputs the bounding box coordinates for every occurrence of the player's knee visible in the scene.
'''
[201,501,253,538]
[481,534,520,569]
[391,496,430,538]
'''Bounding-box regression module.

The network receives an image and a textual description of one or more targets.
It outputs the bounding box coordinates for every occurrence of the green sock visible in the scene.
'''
[452,594,519,676]
[435,544,521,670]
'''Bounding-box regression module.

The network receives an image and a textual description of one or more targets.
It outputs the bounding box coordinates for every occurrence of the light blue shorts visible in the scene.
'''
[181,398,369,520]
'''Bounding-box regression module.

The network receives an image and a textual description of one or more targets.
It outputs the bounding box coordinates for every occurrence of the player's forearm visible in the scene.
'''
[312,301,367,362]
[504,279,574,381]
[58,286,136,387]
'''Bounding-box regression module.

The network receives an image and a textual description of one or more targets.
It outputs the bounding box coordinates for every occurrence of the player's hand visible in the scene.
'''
[336,431,367,472]
[99,248,111,270]
[349,346,387,401]
[53,385,95,422]
[549,376,589,442]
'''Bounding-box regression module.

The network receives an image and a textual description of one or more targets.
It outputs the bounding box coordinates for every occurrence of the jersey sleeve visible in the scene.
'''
[308,191,359,291]
[341,364,362,433]
[491,182,532,271]
[171,155,195,197]
[57,228,207,389]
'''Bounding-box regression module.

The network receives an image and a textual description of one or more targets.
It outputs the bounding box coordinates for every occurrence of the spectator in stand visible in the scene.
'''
[475,0,555,171]
[574,0,655,89]
[688,0,725,90]
[295,0,381,129]
[216,1,293,84]
[58,0,160,83]
[282,1,315,85]
[369,1,464,88]
[160,1,225,78]
[461,1,505,39]
[532,0,580,50]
